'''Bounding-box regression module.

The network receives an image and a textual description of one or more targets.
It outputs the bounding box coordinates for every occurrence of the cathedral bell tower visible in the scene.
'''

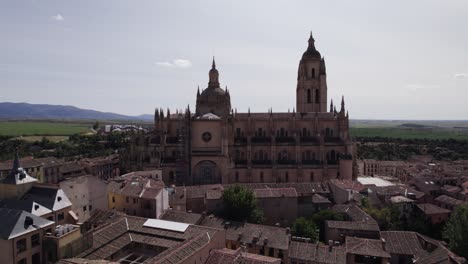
[195,58,231,117]
[296,32,327,113]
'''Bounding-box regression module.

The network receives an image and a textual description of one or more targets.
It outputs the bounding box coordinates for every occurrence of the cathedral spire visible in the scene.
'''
[12,149,20,173]
[330,99,334,113]
[341,96,345,113]
[197,86,200,97]
[308,31,316,49]
[208,57,220,88]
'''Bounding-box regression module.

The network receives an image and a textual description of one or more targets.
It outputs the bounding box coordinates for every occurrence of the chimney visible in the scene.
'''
[328,240,333,252]
[252,235,259,243]
[24,216,34,227]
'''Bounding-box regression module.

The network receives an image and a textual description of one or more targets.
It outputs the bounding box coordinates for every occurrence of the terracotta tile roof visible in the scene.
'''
[201,216,289,250]
[416,203,451,215]
[159,210,203,225]
[288,241,346,264]
[108,177,164,199]
[441,185,462,194]
[329,179,365,192]
[381,231,465,263]
[435,195,467,207]
[254,188,297,198]
[326,220,380,232]
[312,194,332,204]
[206,248,281,264]
[331,205,377,223]
[78,214,222,264]
[148,232,211,264]
[345,236,390,258]
[380,231,429,257]
[225,183,330,196]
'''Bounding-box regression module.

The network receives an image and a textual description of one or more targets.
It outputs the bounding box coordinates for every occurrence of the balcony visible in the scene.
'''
[300,137,319,144]
[234,160,248,167]
[302,160,322,166]
[251,160,272,167]
[166,137,179,144]
[251,137,271,144]
[277,159,297,165]
[162,158,176,164]
[234,137,248,144]
[324,137,342,144]
[275,137,295,144]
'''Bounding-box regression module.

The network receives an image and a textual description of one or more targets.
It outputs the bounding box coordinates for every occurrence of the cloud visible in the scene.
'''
[155,59,192,69]
[51,14,64,21]
[454,73,468,78]
[406,84,440,91]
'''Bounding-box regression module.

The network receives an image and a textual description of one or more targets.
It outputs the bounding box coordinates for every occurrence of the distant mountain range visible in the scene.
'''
[0,102,153,121]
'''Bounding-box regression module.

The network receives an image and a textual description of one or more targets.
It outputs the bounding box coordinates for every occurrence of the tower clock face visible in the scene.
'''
[202,132,212,142]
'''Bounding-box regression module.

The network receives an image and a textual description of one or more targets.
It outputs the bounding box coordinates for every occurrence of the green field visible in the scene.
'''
[350,127,468,141]
[0,121,91,136]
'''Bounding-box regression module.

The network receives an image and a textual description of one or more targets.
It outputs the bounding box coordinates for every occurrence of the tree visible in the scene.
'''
[443,204,468,258]
[291,217,319,242]
[311,210,344,241]
[221,185,263,223]
[93,121,100,130]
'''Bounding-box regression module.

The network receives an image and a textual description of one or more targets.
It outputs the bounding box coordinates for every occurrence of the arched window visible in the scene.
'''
[285,172,289,182]
[315,89,320,103]
[307,89,311,103]
[310,172,314,181]
[312,68,315,78]
[260,172,264,183]
[169,171,175,182]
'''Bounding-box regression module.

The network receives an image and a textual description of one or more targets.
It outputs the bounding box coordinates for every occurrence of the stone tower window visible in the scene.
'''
[307,89,311,103]
[260,172,264,182]
[315,90,320,103]
[312,68,315,78]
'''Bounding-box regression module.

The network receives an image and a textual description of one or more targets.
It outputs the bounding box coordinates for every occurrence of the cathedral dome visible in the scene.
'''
[302,48,321,59]
[195,58,231,117]
[302,32,321,60]
[200,87,226,98]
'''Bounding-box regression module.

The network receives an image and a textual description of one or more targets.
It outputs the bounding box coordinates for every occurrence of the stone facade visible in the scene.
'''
[123,33,354,186]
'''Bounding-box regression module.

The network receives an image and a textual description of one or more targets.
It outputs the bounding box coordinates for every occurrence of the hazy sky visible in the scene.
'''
[1,0,467,119]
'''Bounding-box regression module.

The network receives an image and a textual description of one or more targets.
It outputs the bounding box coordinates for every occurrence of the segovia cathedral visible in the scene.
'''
[122,33,355,186]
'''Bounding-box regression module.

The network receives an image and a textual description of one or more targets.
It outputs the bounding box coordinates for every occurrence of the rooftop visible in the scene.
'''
[435,195,467,207]
[288,241,345,263]
[345,236,390,258]
[357,177,395,187]
[108,176,165,199]
[0,208,54,240]
[416,203,451,215]
[200,215,289,250]
[159,210,203,225]
[77,215,221,263]
[1,186,73,216]
[206,248,281,264]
